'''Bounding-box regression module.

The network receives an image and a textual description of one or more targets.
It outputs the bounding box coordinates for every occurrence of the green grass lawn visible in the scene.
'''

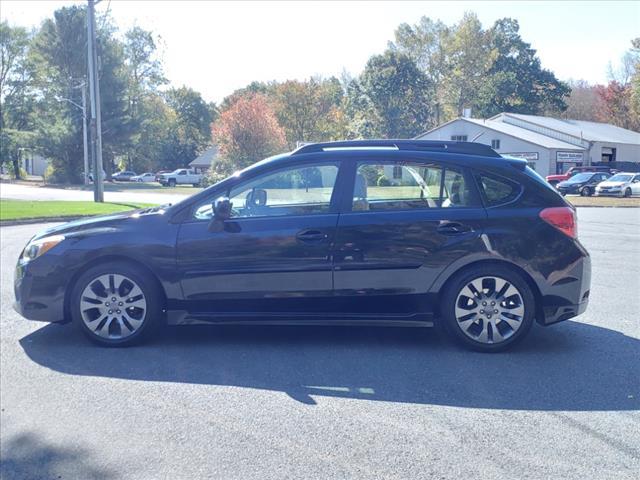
[0,199,157,221]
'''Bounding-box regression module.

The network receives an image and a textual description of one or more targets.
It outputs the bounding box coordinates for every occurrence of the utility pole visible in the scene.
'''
[81,83,89,185]
[87,0,104,202]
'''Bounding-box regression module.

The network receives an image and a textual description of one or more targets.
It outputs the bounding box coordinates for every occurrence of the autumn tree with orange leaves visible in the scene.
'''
[210,94,287,182]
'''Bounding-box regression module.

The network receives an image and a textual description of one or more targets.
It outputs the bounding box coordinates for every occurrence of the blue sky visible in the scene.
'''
[2,1,639,103]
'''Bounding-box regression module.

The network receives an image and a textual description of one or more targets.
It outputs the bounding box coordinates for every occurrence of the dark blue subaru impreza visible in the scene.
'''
[15,140,590,351]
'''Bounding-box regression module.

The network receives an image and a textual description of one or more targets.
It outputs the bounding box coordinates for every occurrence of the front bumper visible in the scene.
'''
[595,188,623,196]
[14,259,68,323]
[557,185,583,195]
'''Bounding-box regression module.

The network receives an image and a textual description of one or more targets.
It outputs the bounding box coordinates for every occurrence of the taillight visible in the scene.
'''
[540,207,577,238]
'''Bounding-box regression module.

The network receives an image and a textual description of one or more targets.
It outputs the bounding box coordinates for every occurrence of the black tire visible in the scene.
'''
[580,186,592,197]
[439,265,535,352]
[624,188,632,198]
[70,262,163,347]
[168,179,176,187]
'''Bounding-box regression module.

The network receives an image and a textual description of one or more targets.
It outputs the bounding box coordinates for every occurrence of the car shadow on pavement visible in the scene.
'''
[19,320,639,411]
[0,431,113,480]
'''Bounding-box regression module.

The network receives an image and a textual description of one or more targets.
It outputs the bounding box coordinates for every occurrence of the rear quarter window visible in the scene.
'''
[476,173,521,207]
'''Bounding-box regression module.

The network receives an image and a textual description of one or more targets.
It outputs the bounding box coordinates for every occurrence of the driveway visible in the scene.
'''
[0,182,191,205]
[1,208,638,479]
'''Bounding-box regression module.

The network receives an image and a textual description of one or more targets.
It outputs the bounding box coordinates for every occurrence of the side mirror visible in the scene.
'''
[246,188,267,208]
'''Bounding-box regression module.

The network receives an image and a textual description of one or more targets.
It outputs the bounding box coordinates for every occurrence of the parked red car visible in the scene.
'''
[546,166,617,186]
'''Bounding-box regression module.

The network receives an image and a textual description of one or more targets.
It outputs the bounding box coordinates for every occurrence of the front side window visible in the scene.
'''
[194,163,338,220]
[352,162,473,211]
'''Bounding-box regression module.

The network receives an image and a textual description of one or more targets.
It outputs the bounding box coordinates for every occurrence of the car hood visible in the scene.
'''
[597,181,626,188]
[33,207,168,241]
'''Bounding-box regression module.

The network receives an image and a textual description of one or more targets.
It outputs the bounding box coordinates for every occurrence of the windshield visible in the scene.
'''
[607,174,632,182]
[567,173,593,182]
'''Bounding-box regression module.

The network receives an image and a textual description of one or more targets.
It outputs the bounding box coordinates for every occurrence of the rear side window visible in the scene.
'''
[476,173,521,207]
[352,161,476,211]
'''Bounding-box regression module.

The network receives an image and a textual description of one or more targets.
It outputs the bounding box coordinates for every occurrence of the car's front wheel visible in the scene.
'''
[624,187,632,197]
[440,265,535,352]
[71,262,163,346]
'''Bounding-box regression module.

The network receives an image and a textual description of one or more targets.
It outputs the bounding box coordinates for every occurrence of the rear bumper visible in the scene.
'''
[537,249,591,326]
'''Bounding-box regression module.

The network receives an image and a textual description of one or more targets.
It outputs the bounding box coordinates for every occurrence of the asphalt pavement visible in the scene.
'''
[1,208,639,479]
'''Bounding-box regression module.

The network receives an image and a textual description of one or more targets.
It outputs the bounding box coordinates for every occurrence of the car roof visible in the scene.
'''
[240,140,525,174]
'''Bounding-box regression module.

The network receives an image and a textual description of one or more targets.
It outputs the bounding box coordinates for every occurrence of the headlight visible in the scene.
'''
[21,235,65,262]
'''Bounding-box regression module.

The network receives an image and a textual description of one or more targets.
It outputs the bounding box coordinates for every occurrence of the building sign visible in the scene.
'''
[556,151,584,162]
[504,152,539,161]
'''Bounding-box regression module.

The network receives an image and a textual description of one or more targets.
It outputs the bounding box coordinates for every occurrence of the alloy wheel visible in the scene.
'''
[79,274,147,340]
[454,276,525,344]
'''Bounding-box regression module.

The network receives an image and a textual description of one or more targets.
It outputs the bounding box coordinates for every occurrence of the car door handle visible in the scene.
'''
[437,222,473,235]
[296,229,328,242]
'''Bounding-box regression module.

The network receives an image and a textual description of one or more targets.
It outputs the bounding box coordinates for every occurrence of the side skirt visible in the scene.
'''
[166,310,434,327]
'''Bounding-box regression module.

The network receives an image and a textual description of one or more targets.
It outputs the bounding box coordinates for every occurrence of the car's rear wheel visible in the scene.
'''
[71,262,163,346]
[440,265,535,352]
[624,187,632,197]
[580,186,592,196]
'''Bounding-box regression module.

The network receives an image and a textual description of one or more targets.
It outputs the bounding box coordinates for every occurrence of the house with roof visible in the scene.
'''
[416,113,640,176]
[188,145,219,173]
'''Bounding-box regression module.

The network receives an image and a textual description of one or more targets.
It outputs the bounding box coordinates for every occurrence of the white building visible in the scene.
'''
[416,113,640,176]
[20,152,49,176]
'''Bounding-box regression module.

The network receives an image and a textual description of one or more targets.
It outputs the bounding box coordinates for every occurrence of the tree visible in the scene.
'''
[389,14,570,122]
[475,18,569,117]
[594,38,640,131]
[123,26,167,170]
[440,13,496,119]
[162,86,217,169]
[389,17,449,123]
[26,6,130,183]
[271,77,344,147]
[560,80,603,121]
[348,50,432,138]
[0,21,36,177]
[595,81,638,131]
[210,94,286,181]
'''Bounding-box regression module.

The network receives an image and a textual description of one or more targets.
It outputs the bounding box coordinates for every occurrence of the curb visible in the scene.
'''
[0,216,85,227]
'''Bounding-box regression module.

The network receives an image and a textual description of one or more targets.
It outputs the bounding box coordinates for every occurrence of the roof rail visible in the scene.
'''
[291,139,500,158]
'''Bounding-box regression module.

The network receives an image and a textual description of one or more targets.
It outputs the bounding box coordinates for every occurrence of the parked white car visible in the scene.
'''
[158,168,203,187]
[131,172,156,183]
[595,172,640,197]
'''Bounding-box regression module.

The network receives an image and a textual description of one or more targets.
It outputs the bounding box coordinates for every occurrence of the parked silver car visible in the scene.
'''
[595,172,640,197]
